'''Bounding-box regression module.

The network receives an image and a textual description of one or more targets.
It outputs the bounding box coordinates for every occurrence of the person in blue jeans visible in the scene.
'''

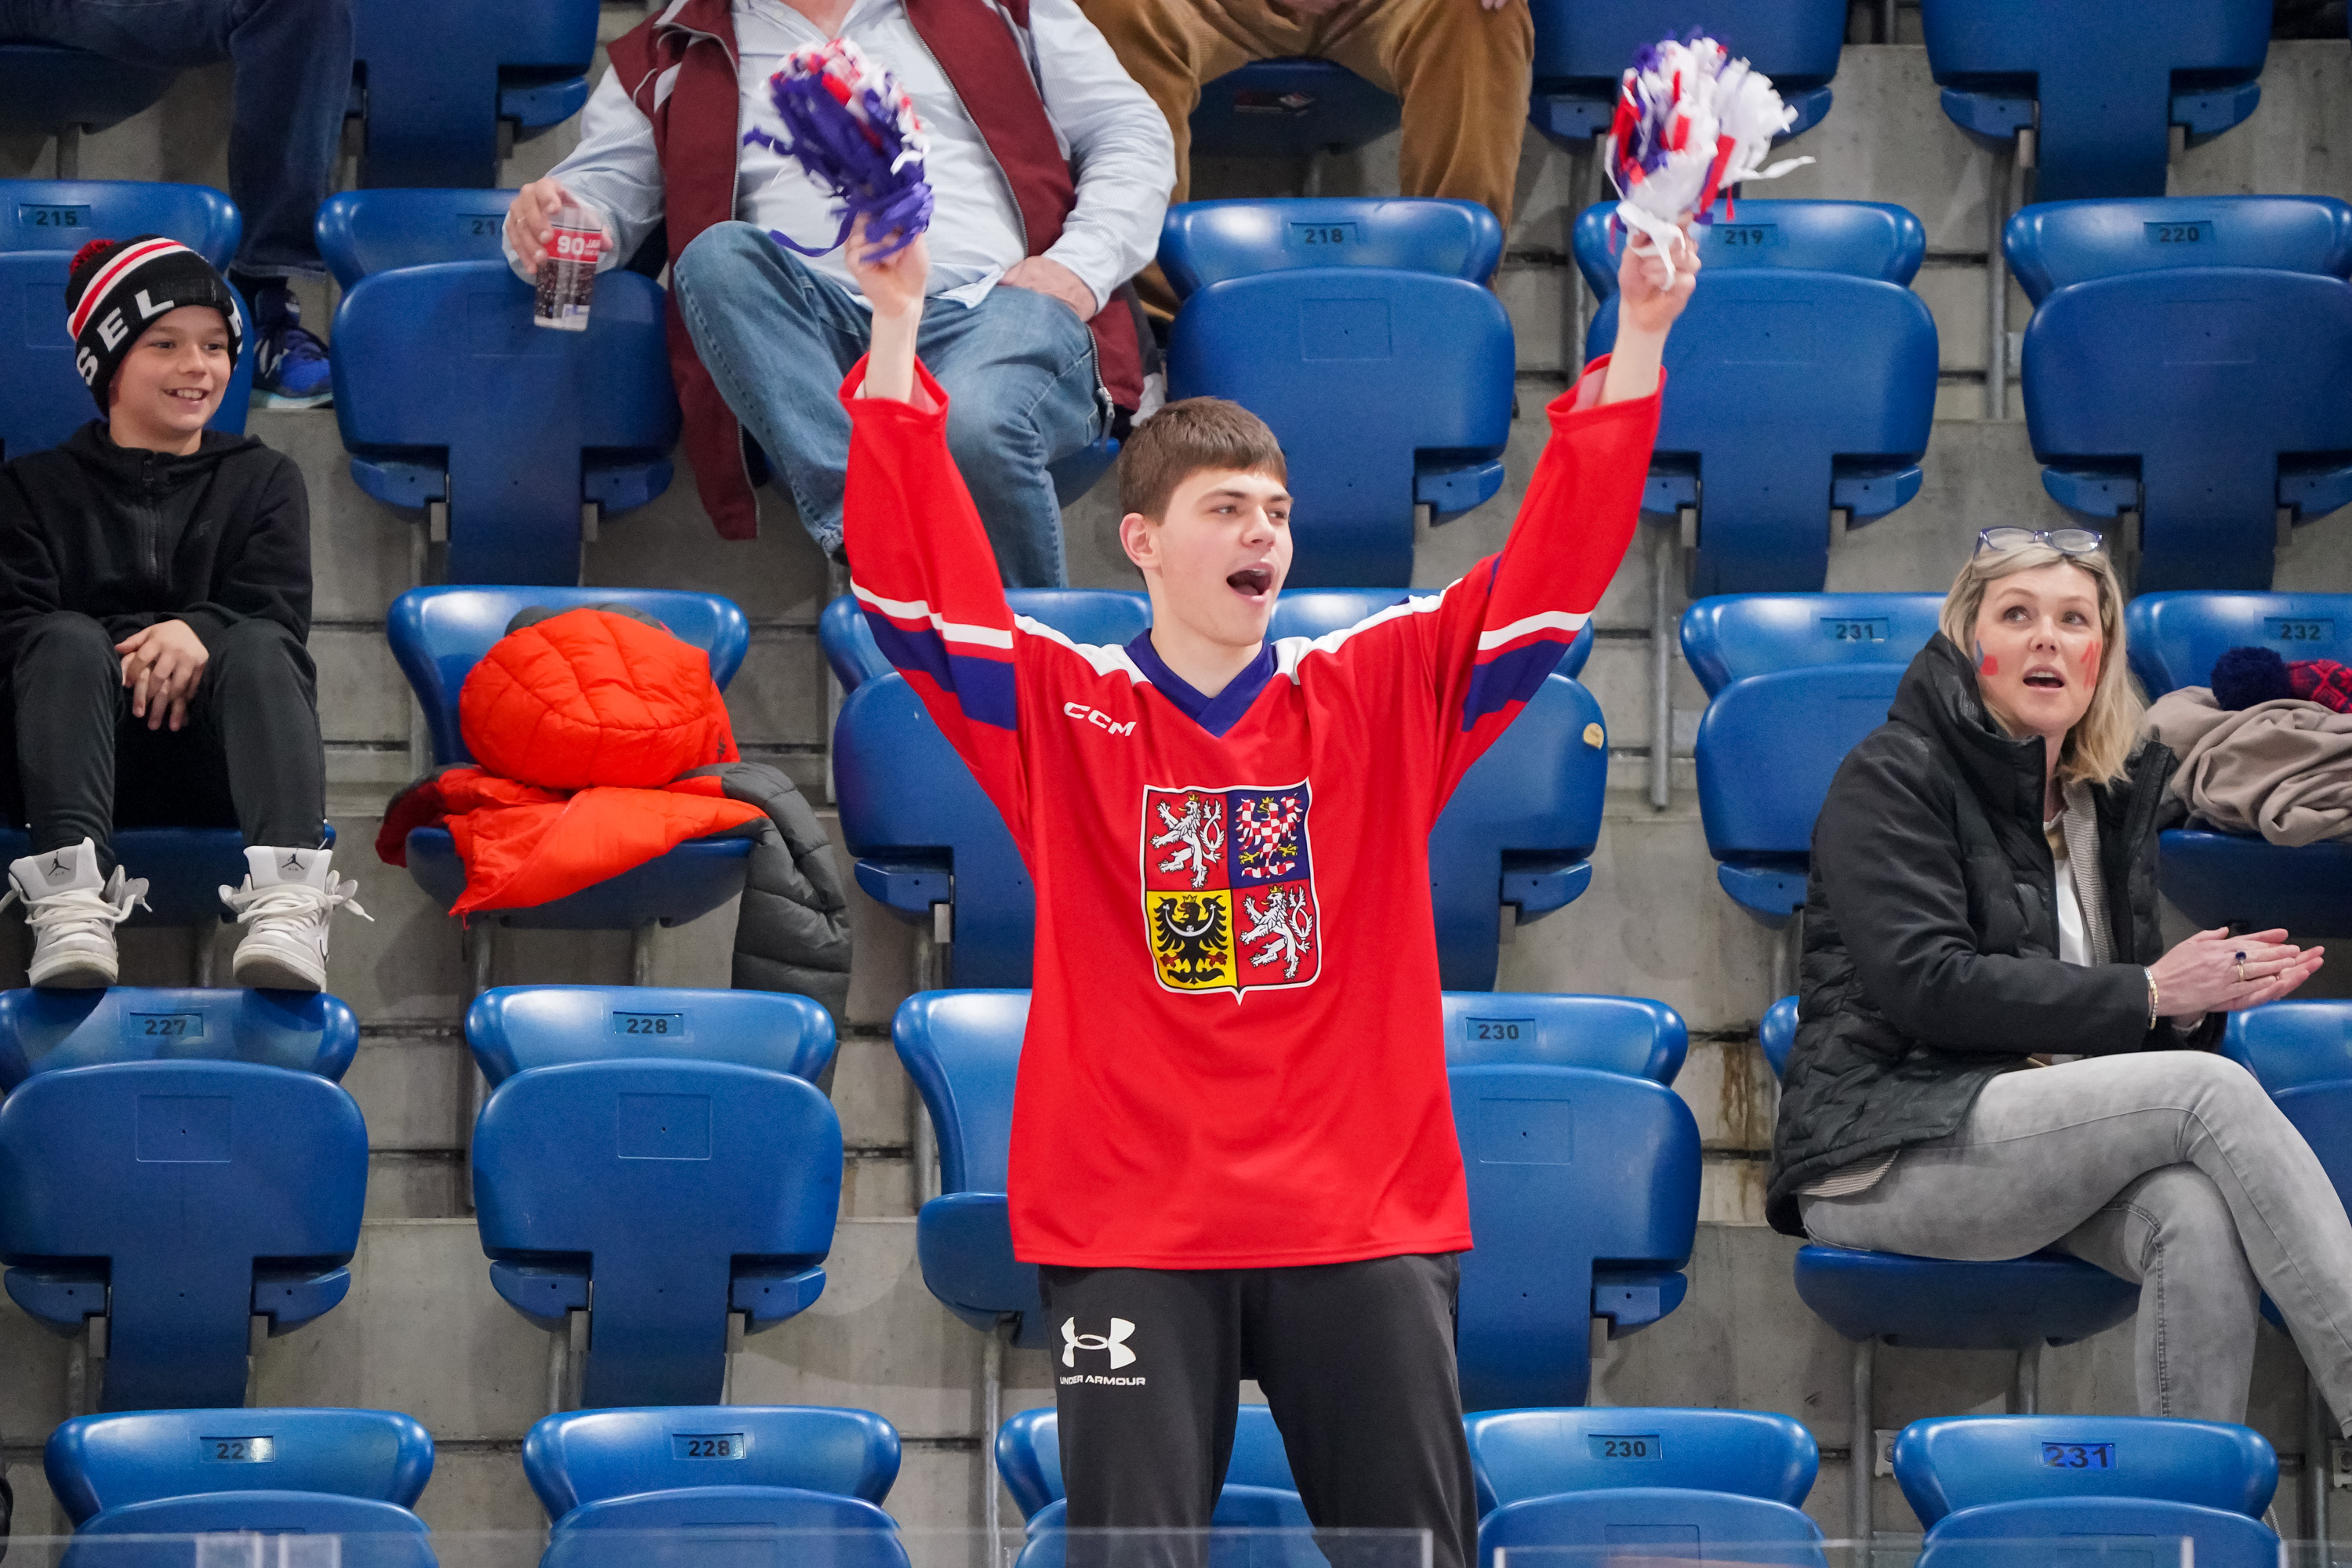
[501,0,1171,587]
[0,0,350,408]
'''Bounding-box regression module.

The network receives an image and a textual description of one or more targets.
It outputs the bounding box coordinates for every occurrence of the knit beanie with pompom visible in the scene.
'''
[64,235,245,412]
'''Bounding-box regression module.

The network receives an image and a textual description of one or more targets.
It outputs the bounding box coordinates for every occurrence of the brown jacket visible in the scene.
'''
[2143,688,2352,846]
[606,0,1145,539]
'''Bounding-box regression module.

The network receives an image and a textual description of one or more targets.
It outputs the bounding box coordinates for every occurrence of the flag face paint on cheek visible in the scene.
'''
[1975,641,1997,677]
[2081,641,2101,682]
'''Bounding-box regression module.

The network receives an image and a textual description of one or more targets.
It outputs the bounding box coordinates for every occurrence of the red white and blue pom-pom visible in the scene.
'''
[1605,34,1813,280]
[742,38,933,259]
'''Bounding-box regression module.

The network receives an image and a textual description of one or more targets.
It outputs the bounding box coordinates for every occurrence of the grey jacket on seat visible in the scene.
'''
[1766,633,2220,1236]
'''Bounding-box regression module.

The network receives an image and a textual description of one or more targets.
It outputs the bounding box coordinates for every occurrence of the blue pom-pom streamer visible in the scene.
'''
[742,38,934,260]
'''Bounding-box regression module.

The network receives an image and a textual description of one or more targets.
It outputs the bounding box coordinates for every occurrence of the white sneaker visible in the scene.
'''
[0,838,148,989]
[220,846,371,993]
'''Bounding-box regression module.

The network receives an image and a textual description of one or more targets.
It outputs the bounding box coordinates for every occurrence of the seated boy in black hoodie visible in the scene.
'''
[0,236,363,991]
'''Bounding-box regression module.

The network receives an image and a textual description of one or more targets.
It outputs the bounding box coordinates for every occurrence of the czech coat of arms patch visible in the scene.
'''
[1139,782,1320,997]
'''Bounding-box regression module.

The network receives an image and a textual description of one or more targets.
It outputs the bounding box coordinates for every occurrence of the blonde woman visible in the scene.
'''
[1768,528,2343,1426]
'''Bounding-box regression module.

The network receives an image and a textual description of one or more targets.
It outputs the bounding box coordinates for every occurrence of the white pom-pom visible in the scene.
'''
[1604,35,1816,284]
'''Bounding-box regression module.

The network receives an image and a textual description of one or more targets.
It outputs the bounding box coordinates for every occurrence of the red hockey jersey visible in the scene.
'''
[844,359,1661,1269]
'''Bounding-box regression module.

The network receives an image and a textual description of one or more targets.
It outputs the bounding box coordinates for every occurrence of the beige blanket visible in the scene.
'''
[2142,688,2352,847]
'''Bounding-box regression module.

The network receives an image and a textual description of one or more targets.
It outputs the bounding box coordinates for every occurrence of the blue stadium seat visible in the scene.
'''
[350,0,601,190]
[1682,592,1941,921]
[48,1407,435,1568]
[1916,1499,2281,1568]
[829,589,1599,989]
[998,1404,1297,1522]
[1014,1491,1314,1568]
[2124,591,2352,935]
[1902,1416,2281,1568]
[387,587,753,932]
[1580,200,1939,594]
[1680,591,1945,697]
[1923,0,2270,201]
[1480,1490,1825,1568]
[1466,1407,1816,1512]
[1162,198,1513,586]
[524,1406,899,1520]
[1448,998,1700,1409]
[1526,0,1846,144]
[0,988,365,1410]
[333,260,680,584]
[1759,996,2141,1542]
[1693,666,1903,924]
[0,44,176,146]
[315,187,520,289]
[2007,197,2352,591]
[1189,59,1399,158]
[1893,1414,2276,1526]
[467,985,840,1407]
[0,179,254,463]
[2224,1004,2352,1275]
[893,990,1039,1344]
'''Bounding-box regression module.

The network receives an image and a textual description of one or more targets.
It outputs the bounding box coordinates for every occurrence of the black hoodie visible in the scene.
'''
[0,420,310,670]
[1765,633,2220,1235]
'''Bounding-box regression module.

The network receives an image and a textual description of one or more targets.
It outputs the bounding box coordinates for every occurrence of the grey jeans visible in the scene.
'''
[1800,1051,2352,1428]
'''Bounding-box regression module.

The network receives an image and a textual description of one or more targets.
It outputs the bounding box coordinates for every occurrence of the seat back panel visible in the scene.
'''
[1450,1065,1701,1409]
[46,1410,434,1523]
[522,1406,902,1516]
[1464,1408,1819,1513]
[466,986,834,1088]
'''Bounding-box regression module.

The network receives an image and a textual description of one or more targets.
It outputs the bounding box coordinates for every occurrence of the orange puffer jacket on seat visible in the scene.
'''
[378,608,767,915]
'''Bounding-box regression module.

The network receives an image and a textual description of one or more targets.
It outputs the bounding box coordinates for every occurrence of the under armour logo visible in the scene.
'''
[1062,1316,1137,1370]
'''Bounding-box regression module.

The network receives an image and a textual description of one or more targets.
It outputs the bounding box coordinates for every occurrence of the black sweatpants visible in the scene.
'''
[3,611,324,873]
[1040,1254,1477,1568]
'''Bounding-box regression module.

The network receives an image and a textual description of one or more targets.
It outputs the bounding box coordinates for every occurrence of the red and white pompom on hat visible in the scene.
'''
[64,234,245,411]
[1606,36,1815,281]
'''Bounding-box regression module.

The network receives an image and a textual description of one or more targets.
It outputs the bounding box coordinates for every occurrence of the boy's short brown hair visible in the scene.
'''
[1117,397,1287,521]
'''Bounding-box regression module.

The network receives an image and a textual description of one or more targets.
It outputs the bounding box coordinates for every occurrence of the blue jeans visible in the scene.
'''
[673,222,1106,588]
[0,0,353,278]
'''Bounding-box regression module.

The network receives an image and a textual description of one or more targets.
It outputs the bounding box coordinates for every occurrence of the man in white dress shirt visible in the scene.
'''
[504,0,1172,586]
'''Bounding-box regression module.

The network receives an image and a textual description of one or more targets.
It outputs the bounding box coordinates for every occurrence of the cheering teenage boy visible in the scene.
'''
[844,220,1694,1567]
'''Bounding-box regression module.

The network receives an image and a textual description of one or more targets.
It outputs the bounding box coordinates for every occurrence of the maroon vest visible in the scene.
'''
[608,0,1145,540]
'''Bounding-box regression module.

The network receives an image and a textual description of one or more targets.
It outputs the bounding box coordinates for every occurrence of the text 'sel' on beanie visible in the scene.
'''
[64,235,245,412]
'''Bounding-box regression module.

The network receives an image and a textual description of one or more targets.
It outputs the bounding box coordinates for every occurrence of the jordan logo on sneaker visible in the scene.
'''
[42,854,71,883]
[280,852,307,874]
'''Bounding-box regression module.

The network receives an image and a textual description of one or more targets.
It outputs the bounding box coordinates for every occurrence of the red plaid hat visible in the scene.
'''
[2288,659,2352,715]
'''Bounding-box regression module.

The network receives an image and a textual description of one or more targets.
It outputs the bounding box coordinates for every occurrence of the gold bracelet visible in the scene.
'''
[2146,968,2160,1029]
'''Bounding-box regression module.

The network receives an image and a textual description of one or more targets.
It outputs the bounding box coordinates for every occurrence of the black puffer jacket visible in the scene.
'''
[0,422,310,665]
[1766,633,2221,1235]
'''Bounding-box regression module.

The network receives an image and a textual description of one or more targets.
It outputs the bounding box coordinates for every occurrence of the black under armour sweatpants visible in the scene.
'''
[1040,1254,1477,1568]
[2,610,324,873]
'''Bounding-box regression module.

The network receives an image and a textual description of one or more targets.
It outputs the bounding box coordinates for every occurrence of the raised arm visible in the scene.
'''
[1416,226,1694,798]
[841,223,1029,830]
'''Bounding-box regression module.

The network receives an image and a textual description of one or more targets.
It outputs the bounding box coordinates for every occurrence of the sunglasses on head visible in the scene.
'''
[1975,527,2106,558]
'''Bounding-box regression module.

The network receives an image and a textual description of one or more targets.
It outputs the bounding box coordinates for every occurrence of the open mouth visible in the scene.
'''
[2024,667,2067,690]
[1227,567,1272,597]
[169,388,209,402]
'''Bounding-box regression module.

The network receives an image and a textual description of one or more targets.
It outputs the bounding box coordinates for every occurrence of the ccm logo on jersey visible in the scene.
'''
[1064,702,1136,736]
